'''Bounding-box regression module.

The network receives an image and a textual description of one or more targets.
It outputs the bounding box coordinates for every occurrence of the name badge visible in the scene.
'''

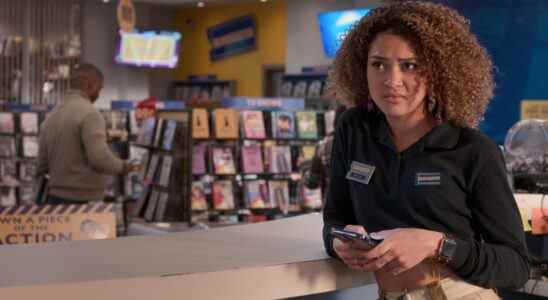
[346,161,375,185]
[415,172,442,186]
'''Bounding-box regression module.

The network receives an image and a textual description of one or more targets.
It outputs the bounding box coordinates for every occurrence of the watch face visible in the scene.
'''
[442,238,458,260]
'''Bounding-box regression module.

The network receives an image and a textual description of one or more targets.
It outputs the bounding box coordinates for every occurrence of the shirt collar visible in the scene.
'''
[370,113,460,151]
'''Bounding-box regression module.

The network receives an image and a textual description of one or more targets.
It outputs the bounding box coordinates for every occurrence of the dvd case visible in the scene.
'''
[191,181,208,210]
[292,81,308,98]
[268,180,290,214]
[153,119,165,147]
[18,184,36,204]
[22,136,39,158]
[192,143,207,174]
[158,155,173,187]
[212,180,235,210]
[268,145,292,174]
[213,109,239,139]
[0,112,15,134]
[144,189,160,222]
[307,80,323,98]
[280,81,294,97]
[271,111,295,139]
[244,180,269,209]
[241,111,266,139]
[211,146,236,175]
[20,112,39,134]
[241,145,264,174]
[0,136,16,157]
[162,120,177,150]
[154,192,169,221]
[136,118,156,146]
[18,161,37,182]
[192,108,210,139]
[144,153,160,184]
[296,111,318,139]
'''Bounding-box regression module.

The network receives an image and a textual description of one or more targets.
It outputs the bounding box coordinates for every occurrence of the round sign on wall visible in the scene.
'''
[117,0,136,32]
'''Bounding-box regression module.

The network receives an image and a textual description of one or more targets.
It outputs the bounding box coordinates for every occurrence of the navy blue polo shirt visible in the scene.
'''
[323,106,529,289]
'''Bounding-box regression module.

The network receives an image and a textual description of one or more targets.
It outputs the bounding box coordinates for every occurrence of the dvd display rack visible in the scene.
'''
[0,109,44,206]
[130,111,193,223]
[189,106,332,225]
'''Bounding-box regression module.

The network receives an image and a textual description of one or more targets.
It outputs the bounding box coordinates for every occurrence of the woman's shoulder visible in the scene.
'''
[337,106,376,130]
[458,126,501,156]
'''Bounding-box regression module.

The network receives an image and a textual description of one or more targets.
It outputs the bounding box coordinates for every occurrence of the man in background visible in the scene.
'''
[38,63,138,204]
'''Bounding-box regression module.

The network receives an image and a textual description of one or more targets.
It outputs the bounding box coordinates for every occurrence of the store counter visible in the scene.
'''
[0,213,375,299]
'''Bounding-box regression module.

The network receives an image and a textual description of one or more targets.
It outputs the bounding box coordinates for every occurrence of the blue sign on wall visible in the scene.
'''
[317,9,371,58]
[207,15,257,61]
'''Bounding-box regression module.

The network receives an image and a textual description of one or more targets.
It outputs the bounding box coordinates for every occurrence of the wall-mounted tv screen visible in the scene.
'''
[115,31,181,68]
[317,9,371,58]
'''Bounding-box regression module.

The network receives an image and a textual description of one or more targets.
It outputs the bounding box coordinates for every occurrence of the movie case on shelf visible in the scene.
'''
[307,80,323,98]
[22,136,39,158]
[192,108,210,139]
[268,180,290,214]
[158,155,173,187]
[191,181,208,210]
[241,144,264,174]
[154,192,170,221]
[19,112,39,134]
[292,81,308,98]
[267,145,292,174]
[211,146,236,175]
[144,189,160,222]
[212,180,235,210]
[241,110,266,139]
[136,118,157,146]
[0,112,15,134]
[271,111,295,139]
[244,180,271,209]
[0,136,16,157]
[213,108,239,139]
[192,143,207,174]
[296,111,318,139]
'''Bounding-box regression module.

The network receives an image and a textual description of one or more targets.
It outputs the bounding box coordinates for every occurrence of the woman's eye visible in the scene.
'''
[402,62,418,71]
[370,61,385,70]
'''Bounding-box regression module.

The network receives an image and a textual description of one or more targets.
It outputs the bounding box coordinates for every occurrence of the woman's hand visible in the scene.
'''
[359,228,444,275]
[333,225,370,271]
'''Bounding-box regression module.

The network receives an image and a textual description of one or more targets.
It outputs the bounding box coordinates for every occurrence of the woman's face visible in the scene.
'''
[367,32,428,121]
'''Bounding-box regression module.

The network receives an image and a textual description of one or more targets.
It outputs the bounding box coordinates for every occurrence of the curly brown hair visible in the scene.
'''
[328,1,494,128]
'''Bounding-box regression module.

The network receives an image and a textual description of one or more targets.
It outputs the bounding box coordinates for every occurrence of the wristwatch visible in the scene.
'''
[437,234,458,264]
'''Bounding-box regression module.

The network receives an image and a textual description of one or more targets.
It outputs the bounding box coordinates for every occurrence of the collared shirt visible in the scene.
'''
[37,90,124,202]
[323,106,529,289]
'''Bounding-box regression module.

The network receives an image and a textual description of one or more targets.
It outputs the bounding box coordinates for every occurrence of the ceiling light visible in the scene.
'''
[102,0,109,3]
[260,0,268,2]
[197,1,205,7]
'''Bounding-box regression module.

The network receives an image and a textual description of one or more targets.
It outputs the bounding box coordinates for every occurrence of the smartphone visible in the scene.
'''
[331,228,383,250]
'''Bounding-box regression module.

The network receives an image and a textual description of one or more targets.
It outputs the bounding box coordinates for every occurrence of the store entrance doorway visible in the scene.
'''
[262,65,285,97]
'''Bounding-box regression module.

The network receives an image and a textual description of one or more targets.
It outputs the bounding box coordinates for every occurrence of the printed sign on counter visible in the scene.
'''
[0,203,116,245]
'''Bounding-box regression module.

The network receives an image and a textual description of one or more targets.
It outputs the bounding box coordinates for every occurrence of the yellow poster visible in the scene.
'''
[0,203,116,245]
[521,100,548,120]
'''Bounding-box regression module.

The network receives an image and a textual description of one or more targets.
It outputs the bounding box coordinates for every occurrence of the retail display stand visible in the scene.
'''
[189,97,333,225]
[0,104,52,206]
[131,110,193,223]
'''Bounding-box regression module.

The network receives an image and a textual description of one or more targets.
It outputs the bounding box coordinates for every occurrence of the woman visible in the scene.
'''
[323,2,529,299]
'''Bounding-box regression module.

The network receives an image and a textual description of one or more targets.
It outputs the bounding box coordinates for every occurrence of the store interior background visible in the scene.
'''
[1,0,547,298]
[82,0,548,144]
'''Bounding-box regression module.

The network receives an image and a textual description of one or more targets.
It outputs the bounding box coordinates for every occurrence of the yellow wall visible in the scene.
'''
[174,0,286,97]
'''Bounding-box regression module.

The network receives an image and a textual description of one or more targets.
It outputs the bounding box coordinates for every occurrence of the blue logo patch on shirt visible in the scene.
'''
[415,172,442,186]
